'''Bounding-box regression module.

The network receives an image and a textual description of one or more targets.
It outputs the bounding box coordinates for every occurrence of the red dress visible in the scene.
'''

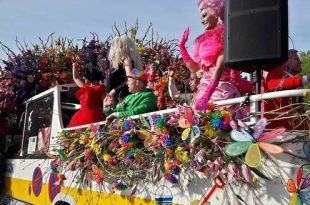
[67,83,106,127]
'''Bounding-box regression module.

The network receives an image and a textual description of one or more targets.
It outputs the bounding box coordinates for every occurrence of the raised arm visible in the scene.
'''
[72,63,84,88]
[179,27,200,72]
[168,68,180,99]
[123,57,133,76]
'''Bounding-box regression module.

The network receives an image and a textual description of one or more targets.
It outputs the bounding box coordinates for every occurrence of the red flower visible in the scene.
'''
[41,57,48,64]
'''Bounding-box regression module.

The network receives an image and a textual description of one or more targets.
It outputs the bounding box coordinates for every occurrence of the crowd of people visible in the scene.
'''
[68,0,309,131]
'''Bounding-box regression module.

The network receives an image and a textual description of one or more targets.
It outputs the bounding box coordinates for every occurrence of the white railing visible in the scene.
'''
[64,89,310,131]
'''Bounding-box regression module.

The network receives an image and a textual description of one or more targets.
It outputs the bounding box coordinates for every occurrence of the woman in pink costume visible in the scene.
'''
[179,0,245,119]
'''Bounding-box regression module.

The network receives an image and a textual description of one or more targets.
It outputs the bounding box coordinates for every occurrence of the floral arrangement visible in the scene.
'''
[49,103,285,203]
[140,40,189,110]
[0,37,76,127]
[75,36,110,79]
[126,23,190,110]
[0,25,188,130]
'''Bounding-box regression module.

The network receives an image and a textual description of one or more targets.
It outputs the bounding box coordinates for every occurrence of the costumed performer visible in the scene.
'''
[179,0,246,119]
[67,63,106,127]
[107,34,143,105]
[104,68,157,123]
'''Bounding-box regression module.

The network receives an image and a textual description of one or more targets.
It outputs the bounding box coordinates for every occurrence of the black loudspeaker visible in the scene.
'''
[224,0,288,71]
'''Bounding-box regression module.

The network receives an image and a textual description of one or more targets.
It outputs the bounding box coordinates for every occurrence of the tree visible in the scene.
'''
[300,50,310,104]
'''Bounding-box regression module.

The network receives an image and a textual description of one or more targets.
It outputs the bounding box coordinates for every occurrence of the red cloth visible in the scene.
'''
[264,67,306,130]
[67,84,106,127]
[230,70,253,94]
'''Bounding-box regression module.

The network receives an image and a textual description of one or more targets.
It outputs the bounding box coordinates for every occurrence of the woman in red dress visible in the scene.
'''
[67,63,106,127]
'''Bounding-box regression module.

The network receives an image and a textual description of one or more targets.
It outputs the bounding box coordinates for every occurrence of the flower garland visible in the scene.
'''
[51,104,259,197]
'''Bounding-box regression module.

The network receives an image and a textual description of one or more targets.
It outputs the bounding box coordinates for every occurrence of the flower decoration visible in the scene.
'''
[287,164,310,205]
[224,118,285,168]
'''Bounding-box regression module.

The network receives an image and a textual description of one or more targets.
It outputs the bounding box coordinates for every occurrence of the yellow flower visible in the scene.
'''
[103,154,111,161]
[117,147,126,158]
[92,144,101,155]
[252,177,257,183]
[79,135,89,144]
[137,45,145,54]
[175,147,189,162]
[203,125,216,138]
[69,138,79,150]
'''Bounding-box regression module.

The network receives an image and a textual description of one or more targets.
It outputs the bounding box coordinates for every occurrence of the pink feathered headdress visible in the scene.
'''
[198,0,224,22]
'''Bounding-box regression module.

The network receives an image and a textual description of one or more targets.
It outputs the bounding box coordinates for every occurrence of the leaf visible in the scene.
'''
[231,129,253,142]
[257,142,283,154]
[235,194,248,205]
[237,120,249,130]
[259,128,286,141]
[184,107,193,125]
[286,178,297,193]
[139,115,151,129]
[301,164,310,178]
[299,190,310,204]
[181,128,191,141]
[253,118,267,139]
[190,126,200,143]
[303,142,310,160]
[289,193,302,205]
[224,141,252,157]
[300,173,310,190]
[297,165,303,188]
[245,144,261,168]
[249,167,271,181]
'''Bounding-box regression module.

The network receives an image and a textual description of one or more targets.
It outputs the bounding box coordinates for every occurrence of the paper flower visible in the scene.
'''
[224,118,285,168]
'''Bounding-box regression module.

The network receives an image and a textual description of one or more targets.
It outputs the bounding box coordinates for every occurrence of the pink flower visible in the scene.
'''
[207,157,223,176]
[241,164,252,183]
[227,163,240,182]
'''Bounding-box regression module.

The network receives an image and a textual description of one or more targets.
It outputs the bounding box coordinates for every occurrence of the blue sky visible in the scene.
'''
[0,0,309,63]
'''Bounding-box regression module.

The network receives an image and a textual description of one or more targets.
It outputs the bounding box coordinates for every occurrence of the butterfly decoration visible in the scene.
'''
[224,118,285,168]
[178,107,200,143]
[287,164,310,205]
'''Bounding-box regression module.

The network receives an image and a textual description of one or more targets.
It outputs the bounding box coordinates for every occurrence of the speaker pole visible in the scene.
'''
[255,68,262,118]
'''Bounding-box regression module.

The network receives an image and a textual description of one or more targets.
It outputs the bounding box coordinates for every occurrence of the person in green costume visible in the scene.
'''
[103,68,157,123]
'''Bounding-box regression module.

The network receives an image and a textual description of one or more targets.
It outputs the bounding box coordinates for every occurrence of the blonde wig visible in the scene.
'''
[108,34,143,70]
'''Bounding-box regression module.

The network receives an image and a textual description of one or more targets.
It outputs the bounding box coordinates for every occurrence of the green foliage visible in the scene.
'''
[300,50,310,105]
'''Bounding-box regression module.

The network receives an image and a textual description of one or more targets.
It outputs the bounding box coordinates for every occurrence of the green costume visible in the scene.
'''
[105,88,157,118]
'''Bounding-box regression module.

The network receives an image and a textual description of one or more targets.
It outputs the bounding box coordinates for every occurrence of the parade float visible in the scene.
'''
[1,26,310,205]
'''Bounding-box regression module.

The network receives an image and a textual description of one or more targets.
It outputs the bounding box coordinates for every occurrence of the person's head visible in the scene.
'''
[82,66,102,83]
[198,0,224,30]
[108,34,143,69]
[126,68,148,93]
[285,49,302,75]
[189,72,201,92]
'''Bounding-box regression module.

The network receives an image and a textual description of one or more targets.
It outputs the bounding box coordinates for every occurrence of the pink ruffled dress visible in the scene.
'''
[192,24,246,119]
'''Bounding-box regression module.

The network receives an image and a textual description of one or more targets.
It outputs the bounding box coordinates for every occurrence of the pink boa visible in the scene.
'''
[192,24,224,69]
